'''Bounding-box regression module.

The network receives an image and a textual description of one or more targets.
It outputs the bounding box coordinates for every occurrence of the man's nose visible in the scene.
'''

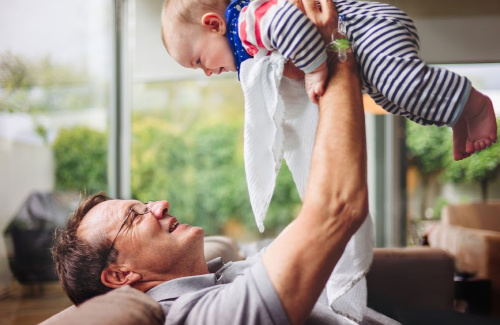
[203,68,212,77]
[148,200,170,219]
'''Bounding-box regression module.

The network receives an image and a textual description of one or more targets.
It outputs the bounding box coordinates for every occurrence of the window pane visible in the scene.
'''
[0,0,112,288]
[131,1,301,240]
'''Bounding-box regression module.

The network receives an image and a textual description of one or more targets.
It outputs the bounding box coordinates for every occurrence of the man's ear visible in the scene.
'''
[101,266,142,289]
[201,13,226,34]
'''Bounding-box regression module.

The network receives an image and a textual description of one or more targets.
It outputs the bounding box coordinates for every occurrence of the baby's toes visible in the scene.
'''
[308,90,318,104]
[315,83,325,97]
[465,140,475,153]
[474,140,487,151]
[454,150,471,161]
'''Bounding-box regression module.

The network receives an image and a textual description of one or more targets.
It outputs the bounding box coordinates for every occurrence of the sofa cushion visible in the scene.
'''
[366,247,455,318]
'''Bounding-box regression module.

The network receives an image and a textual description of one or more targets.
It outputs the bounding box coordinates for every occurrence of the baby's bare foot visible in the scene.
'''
[463,89,497,154]
[305,62,328,104]
[452,118,471,161]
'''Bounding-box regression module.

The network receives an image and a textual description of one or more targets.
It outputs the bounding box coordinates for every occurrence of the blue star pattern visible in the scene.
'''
[225,0,252,79]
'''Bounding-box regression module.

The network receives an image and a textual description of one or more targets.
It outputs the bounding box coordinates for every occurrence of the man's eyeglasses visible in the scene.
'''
[103,201,151,263]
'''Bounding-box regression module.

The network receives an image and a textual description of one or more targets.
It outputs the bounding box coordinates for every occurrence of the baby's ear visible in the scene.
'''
[201,13,226,34]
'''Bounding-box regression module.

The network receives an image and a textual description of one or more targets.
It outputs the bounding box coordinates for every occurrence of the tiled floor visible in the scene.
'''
[0,281,72,325]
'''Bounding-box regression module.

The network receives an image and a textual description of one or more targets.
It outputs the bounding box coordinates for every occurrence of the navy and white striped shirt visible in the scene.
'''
[239,0,327,73]
[238,0,471,126]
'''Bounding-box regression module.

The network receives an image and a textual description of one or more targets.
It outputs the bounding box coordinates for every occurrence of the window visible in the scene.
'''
[129,0,300,239]
[0,0,112,289]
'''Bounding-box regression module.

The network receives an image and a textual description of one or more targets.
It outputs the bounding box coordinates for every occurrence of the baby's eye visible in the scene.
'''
[196,58,201,65]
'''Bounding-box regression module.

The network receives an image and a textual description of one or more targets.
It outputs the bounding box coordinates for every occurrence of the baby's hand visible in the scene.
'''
[305,62,328,104]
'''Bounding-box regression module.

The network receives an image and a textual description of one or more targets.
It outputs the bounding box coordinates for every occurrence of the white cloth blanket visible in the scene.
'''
[240,52,374,324]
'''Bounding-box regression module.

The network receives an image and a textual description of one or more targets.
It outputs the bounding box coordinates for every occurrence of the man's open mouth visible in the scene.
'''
[169,221,179,233]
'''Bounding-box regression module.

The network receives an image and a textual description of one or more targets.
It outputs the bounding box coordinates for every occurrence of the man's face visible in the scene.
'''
[162,17,237,76]
[78,199,206,280]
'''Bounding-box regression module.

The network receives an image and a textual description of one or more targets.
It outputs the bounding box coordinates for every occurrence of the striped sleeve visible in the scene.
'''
[239,0,327,73]
[336,0,471,126]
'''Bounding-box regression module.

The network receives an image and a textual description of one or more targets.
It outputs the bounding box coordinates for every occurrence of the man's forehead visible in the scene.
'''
[77,200,133,240]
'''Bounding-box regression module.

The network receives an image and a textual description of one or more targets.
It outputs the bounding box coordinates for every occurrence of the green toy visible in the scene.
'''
[327,14,355,62]
[328,38,353,62]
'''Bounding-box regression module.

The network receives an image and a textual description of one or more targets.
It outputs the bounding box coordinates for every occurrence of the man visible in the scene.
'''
[52,0,372,323]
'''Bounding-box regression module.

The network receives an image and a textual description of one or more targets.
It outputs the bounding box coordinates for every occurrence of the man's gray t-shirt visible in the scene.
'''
[146,256,351,325]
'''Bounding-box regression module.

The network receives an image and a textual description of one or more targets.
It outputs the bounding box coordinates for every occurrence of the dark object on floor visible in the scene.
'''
[4,192,78,284]
[454,275,492,315]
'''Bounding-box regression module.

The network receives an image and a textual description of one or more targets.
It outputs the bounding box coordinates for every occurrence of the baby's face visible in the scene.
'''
[163,21,236,76]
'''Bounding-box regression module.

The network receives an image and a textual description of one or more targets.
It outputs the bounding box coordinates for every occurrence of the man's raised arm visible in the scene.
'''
[261,0,368,323]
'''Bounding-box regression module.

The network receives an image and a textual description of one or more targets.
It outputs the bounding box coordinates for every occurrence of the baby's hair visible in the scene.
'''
[161,0,230,52]
[162,0,230,26]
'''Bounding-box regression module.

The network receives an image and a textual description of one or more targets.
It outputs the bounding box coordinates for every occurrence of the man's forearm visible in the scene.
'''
[262,53,368,324]
[303,55,367,223]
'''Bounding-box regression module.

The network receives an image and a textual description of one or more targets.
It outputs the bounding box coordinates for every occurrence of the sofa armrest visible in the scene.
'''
[204,235,245,262]
[40,285,164,325]
[428,224,500,316]
[428,224,500,278]
[366,247,455,319]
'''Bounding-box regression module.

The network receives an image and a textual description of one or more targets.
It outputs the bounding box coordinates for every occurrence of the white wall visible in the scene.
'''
[389,0,500,63]
[133,0,205,82]
[416,16,500,64]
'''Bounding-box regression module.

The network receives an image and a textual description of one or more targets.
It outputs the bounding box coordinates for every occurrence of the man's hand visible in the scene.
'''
[302,0,337,42]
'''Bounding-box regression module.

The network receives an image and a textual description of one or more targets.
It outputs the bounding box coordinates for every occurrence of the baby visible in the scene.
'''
[161,0,497,160]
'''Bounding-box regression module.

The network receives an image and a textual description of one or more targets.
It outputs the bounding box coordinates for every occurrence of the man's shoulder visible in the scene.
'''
[161,259,290,325]
[146,272,218,302]
[145,256,256,302]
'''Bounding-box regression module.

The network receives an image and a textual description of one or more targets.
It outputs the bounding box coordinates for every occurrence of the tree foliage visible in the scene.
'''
[129,113,300,237]
[0,52,88,90]
[0,52,92,115]
[405,120,453,175]
[48,76,300,237]
[406,116,500,202]
[52,127,108,195]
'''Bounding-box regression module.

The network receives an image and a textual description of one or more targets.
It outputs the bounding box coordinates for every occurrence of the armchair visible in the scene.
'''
[427,201,500,316]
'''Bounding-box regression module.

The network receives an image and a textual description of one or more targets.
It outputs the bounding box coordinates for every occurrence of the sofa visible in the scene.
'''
[41,237,496,325]
[427,202,500,316]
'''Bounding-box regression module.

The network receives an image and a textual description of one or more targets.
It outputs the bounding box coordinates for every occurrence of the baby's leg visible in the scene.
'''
[460,87,497,155]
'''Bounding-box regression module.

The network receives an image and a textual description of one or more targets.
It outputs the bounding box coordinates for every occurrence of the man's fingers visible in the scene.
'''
[302,0,338,41]
[288,0,305,13]
[318,0,335,18]
[297,0,305,13]
[302,0,320,21]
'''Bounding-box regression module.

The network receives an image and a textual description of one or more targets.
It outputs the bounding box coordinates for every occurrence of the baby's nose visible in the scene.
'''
[203,68,212,77]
